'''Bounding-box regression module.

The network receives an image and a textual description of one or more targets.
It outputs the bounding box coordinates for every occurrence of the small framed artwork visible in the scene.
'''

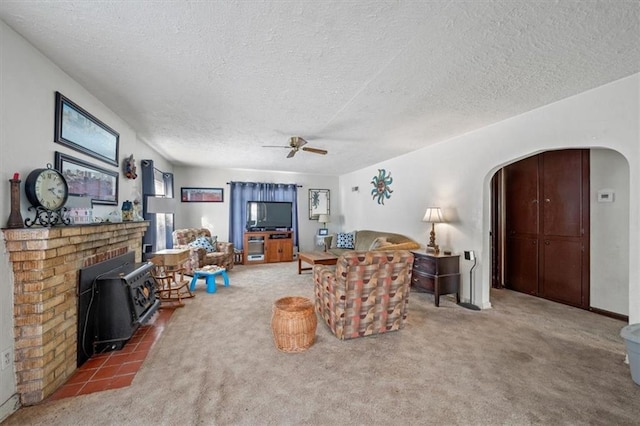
[318,228,329,236]
[54,92,119,166]
[55,151,119,205]
[181,187,224,202]
[309,189,330,219]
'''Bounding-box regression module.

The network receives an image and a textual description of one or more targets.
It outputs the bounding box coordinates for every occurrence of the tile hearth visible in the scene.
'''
[49,308,173,400]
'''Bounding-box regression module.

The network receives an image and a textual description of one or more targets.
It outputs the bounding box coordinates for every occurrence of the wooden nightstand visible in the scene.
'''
[411,251,460,307]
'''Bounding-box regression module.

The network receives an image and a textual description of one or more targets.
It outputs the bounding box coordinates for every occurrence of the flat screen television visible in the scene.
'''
[246,201,293,231]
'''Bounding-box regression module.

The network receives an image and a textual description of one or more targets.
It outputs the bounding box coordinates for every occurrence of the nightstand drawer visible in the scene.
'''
[412,256,435,275]
[411,271,434,292]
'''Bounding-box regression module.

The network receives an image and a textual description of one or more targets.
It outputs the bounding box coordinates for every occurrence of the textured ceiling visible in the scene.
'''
[1,1,638,175]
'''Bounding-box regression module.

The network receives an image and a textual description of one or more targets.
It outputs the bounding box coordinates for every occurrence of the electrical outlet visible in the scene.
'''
[1,349,11,370]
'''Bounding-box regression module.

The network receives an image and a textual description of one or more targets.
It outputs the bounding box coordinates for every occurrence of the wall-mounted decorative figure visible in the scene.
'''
[371,169,393,204]
[123,154,137,179]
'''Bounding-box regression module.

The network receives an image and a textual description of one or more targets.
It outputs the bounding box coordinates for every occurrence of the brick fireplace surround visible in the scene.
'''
[2,221,149,405]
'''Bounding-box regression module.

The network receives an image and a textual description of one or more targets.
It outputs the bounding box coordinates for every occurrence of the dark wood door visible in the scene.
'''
[505,155,540,295]
[539,150,589,307]
[503,150,589,309]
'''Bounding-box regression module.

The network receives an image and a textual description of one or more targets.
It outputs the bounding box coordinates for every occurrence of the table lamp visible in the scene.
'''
[317,214,330,235]
[422,207,444,253]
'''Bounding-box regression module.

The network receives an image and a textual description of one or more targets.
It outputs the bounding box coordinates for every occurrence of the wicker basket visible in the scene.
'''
[271,296,317,353]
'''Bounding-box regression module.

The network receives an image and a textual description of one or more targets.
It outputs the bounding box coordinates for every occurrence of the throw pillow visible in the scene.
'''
[189,236,215,253]
[369,236,389,250]
[372,241,397,251]
[336,232,355,249]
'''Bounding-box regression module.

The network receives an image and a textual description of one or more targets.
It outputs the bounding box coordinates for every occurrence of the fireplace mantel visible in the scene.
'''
[2,221,149,405]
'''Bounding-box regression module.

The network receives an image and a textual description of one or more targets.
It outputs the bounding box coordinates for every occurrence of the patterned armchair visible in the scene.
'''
[314,250,414,340]
[172,228,234,275]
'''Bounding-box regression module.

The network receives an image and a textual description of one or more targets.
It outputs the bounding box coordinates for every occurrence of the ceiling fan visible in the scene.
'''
[263,136,328,158]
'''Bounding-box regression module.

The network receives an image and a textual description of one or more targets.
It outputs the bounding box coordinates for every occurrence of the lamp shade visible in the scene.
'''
[422,207,444,223]
[317,214,330,224]
[146,196,176,214]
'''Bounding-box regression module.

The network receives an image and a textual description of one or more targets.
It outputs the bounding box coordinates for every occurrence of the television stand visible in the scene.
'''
[243,231,293,265]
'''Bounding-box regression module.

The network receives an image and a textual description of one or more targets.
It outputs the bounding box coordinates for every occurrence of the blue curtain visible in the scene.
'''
[229,182,299,250]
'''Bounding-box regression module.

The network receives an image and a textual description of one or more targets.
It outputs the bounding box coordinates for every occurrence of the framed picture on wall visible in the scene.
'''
[55,151,118,205]
[309,189,330,219]
[181,187,224,202]
[54,92,120,166]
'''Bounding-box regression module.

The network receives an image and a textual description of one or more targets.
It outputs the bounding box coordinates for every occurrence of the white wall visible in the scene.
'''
[339,74,639,320]
[591,149,630,315]
[173,166,339,253]
[0,20,172,420]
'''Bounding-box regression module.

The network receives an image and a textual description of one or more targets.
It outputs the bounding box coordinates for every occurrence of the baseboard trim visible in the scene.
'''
[0,394,20,423]
[589,307,628,322]
[480,301,493,310]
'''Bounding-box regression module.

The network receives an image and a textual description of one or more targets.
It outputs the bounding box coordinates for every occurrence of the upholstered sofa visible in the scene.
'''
[322,229,420,256]
[172,228,234,275]
[314,250,414,340]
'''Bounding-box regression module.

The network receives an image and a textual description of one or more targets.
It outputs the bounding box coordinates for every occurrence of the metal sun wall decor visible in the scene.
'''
[371,169,393,204]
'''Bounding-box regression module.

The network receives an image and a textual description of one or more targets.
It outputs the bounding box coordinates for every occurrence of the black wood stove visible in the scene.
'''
[78,252,160,366]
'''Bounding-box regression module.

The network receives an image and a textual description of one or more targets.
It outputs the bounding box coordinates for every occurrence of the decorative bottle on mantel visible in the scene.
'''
[121,200,133,222]
[7,174,24,228]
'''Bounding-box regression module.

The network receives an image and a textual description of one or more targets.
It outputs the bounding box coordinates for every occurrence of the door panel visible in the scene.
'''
[542,151,583,237]
[505,236,538,295]
[505,155,539,236]
[540,239,583,306]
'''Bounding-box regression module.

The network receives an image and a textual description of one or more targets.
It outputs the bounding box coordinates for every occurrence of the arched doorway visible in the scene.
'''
[490,148,630,318]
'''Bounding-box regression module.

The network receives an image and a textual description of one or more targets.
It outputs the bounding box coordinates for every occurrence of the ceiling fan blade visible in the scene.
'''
[287,149,297,158]
[302,147,328,155]
[262,145,290,148]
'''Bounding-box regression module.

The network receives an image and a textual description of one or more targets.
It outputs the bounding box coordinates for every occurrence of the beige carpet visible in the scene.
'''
[4,262,639,425]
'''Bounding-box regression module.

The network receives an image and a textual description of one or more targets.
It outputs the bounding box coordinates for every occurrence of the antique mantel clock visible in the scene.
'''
[24,164,70,227]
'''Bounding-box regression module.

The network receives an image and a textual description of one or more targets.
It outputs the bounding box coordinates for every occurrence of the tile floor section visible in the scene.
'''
[49,308,174,400]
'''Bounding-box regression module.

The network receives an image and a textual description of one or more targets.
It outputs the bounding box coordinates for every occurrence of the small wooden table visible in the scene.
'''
[298,251,338,274]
